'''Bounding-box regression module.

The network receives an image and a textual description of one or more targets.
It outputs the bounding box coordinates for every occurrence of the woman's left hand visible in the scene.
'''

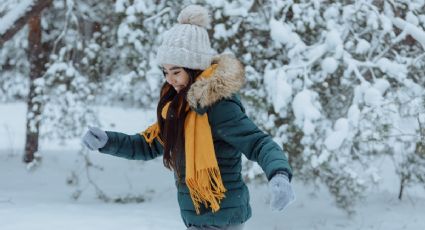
[268,172,295,211]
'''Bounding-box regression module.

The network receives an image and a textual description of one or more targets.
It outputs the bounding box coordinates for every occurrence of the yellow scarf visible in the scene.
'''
[141,64,226,214]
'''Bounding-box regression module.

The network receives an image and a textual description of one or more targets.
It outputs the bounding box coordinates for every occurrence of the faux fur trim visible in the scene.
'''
[187,54,245,109]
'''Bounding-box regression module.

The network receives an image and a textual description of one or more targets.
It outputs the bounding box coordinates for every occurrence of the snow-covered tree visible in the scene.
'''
[0,30,29,102]
[245,0,425,211]
[36,0,115,141]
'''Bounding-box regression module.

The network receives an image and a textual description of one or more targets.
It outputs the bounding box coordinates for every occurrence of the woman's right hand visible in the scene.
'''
[82,126,109,150]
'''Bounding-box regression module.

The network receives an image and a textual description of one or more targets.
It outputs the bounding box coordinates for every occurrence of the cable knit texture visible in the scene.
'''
[156,5,213,70]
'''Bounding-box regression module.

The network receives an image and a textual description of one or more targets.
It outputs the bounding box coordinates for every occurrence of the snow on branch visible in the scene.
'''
[0,0,34,34]
[391,17,425,50]
[0,0,34,36]
[0,0,52,46]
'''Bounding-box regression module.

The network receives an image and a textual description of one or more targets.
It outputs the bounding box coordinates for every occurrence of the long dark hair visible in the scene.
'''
[157,68,203,179]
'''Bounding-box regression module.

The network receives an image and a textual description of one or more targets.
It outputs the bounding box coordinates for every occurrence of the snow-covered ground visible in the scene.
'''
[1,103,424,230]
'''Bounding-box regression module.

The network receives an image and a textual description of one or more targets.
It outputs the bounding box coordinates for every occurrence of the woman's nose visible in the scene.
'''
[169,77,177,85]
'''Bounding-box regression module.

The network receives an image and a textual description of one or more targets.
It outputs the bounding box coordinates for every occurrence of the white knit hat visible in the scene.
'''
[156,5,213,70]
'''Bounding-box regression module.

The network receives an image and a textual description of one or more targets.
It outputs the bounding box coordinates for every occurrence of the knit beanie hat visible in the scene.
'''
[156,5,213,70]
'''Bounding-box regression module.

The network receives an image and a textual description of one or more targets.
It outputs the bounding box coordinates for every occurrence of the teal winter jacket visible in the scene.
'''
[99,54,293,227]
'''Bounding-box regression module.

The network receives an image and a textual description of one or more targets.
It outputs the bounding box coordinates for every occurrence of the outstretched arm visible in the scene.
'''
[82,126,163,160]
[100,131,164,160]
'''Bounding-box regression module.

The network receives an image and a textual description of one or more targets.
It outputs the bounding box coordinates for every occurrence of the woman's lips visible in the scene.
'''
[174,85,184,90]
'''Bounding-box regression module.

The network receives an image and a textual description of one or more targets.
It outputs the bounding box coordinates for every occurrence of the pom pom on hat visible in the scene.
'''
[177,5,210,28]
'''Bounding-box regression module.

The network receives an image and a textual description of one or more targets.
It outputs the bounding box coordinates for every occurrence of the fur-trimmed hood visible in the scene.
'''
[186,54,245,111]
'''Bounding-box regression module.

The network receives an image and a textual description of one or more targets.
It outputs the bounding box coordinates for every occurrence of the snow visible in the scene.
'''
[392,17,425,50]
[323,6,339,20]
[402,78,424,96]
[222,1,253,17]
[1,103,425,230]
[310,149,330,168]
[205,0,225,8]
[367,12,379,30]
[269,18,304,49]
[347,104,360,128]
[406,12,419,26]
[213,23,227,39]
[376,58,408,82]
[292,89,321,135]
[264,68,292,115]
[325,118,349,150]
[364,86,383,106]
[325,29,343,50]
[321,57,338,74]
[0,103,425,230]
[380,14,393,32]
[342,5,355,22]
[0,0,34,35]
[373,78,391,95]
[114,0,127,13]
[420,113,425,123]
[355,39,371,54]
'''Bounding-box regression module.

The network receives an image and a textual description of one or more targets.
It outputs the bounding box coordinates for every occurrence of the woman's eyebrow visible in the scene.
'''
[163,66,182,72]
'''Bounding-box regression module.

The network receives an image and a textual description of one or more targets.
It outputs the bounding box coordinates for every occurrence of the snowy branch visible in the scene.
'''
[0,0,34,35]
[0,0,52,46]
[143,7,171,25]
[391,17,425,50]
[52,0,75,55]
[281,44,327,71]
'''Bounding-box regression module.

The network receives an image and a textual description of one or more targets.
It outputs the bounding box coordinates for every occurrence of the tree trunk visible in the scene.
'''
[23,15,45,163]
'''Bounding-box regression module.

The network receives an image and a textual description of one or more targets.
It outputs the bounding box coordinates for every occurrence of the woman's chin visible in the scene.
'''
[174,86,186,93]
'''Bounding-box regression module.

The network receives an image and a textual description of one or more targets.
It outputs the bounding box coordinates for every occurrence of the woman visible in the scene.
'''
[82,5,295,230]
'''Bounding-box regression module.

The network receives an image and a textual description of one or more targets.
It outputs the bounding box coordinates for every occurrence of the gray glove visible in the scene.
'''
[269,172,295,211]
[82,126,108,150]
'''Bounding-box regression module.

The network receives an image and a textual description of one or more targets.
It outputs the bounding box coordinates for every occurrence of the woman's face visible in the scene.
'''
[162,64,190,93]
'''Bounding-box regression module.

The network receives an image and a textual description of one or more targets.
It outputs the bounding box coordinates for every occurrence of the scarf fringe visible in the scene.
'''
[140,123,164,146]
[186,167,227,214]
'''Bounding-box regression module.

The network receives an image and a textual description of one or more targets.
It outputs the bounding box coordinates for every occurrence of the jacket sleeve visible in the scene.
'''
[208,97,293,181]
[98,131,163,160]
